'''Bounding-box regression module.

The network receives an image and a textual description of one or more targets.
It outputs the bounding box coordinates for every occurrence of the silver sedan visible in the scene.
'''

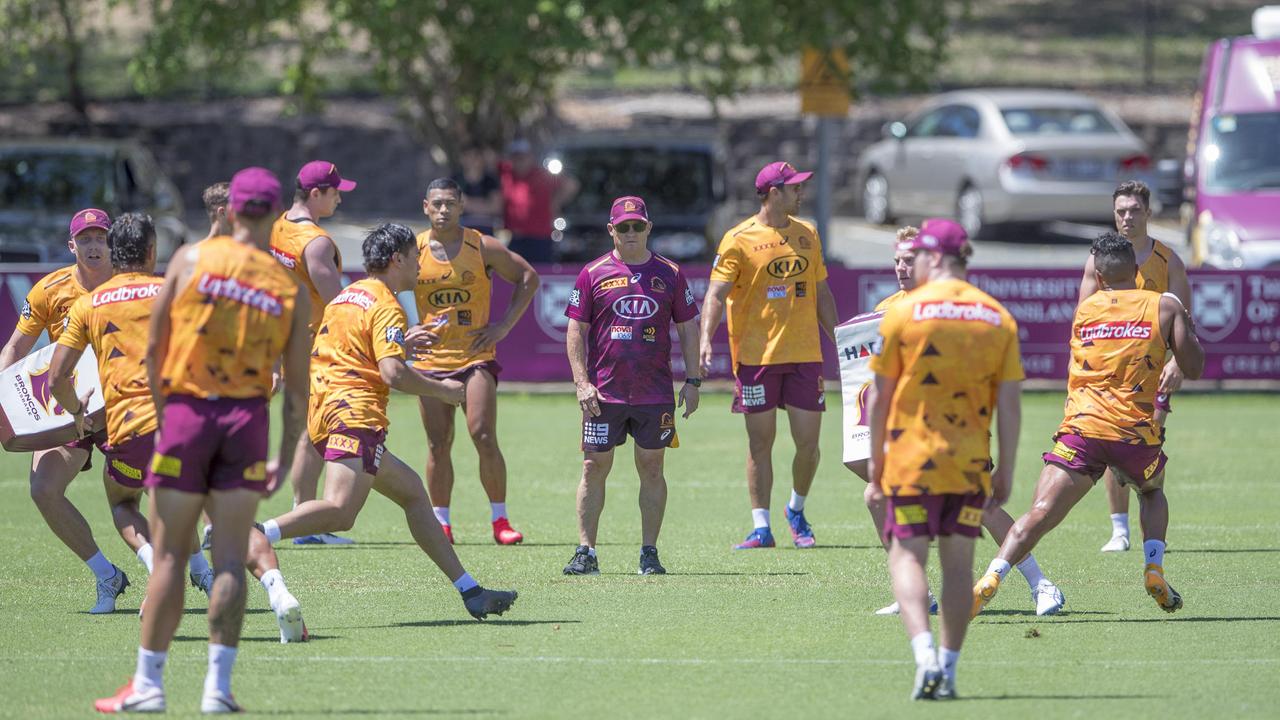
[856,89,1153,238]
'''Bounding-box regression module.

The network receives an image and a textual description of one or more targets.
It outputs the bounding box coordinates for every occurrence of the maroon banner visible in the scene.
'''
[2,265,1277,381]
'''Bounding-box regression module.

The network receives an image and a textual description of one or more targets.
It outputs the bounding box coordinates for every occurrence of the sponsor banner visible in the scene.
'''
[0,342,106,451]
[835,311,883,463]
[2,266,1277,382]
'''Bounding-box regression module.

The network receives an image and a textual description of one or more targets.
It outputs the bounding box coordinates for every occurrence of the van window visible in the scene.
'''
[0,150,116,210]
[558,146,715,217]
[1204,112,1280,191]
[999,107,1120,135]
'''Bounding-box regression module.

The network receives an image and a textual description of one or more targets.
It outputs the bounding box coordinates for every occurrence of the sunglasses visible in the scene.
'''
[614,221,647,234]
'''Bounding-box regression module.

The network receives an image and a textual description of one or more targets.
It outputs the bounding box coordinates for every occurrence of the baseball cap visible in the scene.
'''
[898,218,970,256]
[754,161,813,194]
[229,167,282,217]
[69,208,111,238]
[297,160,357,192]
[609,196,649,225]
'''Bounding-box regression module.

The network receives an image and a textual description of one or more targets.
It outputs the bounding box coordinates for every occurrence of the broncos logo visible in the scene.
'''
[26,363,77,416]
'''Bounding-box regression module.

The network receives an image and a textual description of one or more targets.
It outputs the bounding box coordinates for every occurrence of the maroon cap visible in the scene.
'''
[609,196,649,225]
[899,218,970,256]
[69,208,111,238]
[754,161,813,193]
[297,160,357,192]
[229,167,282,217]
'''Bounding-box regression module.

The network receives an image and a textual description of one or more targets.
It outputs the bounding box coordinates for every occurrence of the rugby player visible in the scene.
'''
[1080,181,1191,552]
[272,160,355,545]
[868,219,1023,700]
[412,178,540,545]
[562,196,700,575]
[0,208,133,613]
[253,223,518,621]
[50,213,306,644]
[700,162,838,549]
[973,232,1204,618]
[95,167,311,713]
[199,182,230,242]
[850,227,1063,617]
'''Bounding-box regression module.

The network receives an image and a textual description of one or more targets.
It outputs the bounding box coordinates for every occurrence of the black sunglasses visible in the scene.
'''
[614,221,647,234]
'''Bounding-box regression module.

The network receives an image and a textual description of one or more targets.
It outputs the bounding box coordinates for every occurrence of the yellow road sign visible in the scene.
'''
[800,47,851,116]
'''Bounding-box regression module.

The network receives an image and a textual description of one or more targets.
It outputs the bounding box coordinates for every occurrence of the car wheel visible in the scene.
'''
[862,172,893,226]
[956,184,984,239]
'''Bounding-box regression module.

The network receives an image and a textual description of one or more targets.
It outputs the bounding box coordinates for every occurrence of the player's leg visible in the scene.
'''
[850,459,923,615]
[980,505,1063,615]
[783,405,821,548]
[634,444,667,575]
[1126,462,1181,612]
[419,393,458,542]
[887,535,942,699]
[464,367,521,544]
[566,447,613,575]
[138,489,206,705]
[31,447,125,612]
[371,450,517,620]
[1101,467,1131,552]
[287,438,350,545]
[201,487,260,711]
[245,526,307,642]
[260,457,374,542]
[935,533,977,699]
[737,409,777,548]
[104,477,151,564]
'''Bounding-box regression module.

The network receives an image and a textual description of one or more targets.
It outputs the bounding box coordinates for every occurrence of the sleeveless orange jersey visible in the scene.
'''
[869,278,1024,496]
[710,216,828,367]
[15,265,88,341]
[874,289,908,313]
[270,214,343,333]
[59,273,164,444]
[161,236,300,399]
[411,228,494,372]
[308,278,409,440]
[1136,238,1172,294]
[1059,289,1166,445]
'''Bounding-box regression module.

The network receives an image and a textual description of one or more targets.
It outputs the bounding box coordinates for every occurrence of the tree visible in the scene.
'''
[130,0,957,163]
[0,0,93,125]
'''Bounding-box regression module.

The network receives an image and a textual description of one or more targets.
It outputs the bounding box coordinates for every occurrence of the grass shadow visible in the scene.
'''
[172,633,340,643]
[980,615,1280,625]
[977,609,1116,617]
[341,619,581,630]
[1168,548,1280,554]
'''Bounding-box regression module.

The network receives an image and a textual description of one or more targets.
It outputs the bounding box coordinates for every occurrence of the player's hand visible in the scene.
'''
[576,382,602,418]
[988,465,1012,509]
[698,342,715,376]
[867,454,885,489]
[866,477,886,507]
[263,457,282,497]
[405,324,441,357]
[467,324,509,353]
[434,379,465,406]
[69,388,95,438]
[270,369,283,397]
[678,383,700,418]
[1157,361,1184,395]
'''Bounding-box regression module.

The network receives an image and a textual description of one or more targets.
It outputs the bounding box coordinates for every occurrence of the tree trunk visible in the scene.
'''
[54,0,90,127]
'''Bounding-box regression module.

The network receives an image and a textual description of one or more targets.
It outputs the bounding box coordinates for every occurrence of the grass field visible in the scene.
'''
[1,391,1277,718]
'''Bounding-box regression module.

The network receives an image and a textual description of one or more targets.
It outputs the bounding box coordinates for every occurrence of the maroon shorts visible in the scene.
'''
[62,428,109,472]
[145,395,270,495]
[732,362,825,414]
[104,433,154,489]
[418,360,502,388]
[313,427,387,476]
[582,403,677,452]
[1043,433,1167,489]
[883,493,986,542]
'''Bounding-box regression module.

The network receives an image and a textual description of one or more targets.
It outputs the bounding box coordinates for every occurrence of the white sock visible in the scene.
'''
[133,647,166,694]
[1143,539,1166,568]
[910,631,936,668]
[452,572,478,594]
[587,547,597,558]
[259,568,288,608]
[136,544,155,574]
[788,491,806,512]
[986,558,1012,580]
[1110,513,1129,538]
[1015,555,1045,588]
[939,647,960,682]
[203,644,237,697]
[262,519,282,544]
[433,506,451,526]
[188,550,210,577]
[86,551,115,581]
[751,508,770,530]
[491,502,507,522]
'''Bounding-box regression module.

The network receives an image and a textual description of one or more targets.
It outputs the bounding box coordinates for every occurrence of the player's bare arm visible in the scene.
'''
[146,245,197,422]
[816,279,838,344]
[1156,253,1194,393]
[1160,294,1205,380]
[1077,254,1100,304]
[991,379,1022,509]
[867,373,897,500]
[675,317,701,418]
[698,279,732,374]
[0,327,39,370]
[48,343,94,438]
[470,234,541,353]
[273,291,312,494]
[302,235,343,305]
[565,318,600,417]
[378,356,464,405]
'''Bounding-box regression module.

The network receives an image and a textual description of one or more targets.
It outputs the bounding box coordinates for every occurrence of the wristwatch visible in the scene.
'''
[684,378,702,387]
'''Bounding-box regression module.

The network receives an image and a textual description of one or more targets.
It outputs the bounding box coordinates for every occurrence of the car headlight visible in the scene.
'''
[1199,213,1244,268]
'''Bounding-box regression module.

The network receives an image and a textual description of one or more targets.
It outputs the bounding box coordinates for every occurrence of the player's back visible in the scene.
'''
[162,236,299,400]
[271,214,340,332]
[310,278,405,431]
[412,228,493,371]
[1060,288,1166,444]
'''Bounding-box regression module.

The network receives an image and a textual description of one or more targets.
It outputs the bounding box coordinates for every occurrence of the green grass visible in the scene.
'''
[1,391,1278,718]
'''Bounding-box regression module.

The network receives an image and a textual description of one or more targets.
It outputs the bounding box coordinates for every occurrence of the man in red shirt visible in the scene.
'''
[498,138,578,263]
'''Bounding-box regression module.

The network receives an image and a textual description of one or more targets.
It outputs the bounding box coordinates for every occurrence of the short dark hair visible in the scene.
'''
[1113,180,1151,209]
[362,222,416,272]
[1091,231,1137,283]
[426,178,461,197]
[108,212,155,270]
[202,182,229,223]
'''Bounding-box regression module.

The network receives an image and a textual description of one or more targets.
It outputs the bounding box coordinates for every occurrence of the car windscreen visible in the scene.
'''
[1204,112,1280,192]
[0,150,116,211]
[557,146,715,218]
[999,107,1120,135]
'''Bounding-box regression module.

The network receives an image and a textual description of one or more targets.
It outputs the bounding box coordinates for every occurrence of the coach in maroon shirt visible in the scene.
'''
[562,196,702,576]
